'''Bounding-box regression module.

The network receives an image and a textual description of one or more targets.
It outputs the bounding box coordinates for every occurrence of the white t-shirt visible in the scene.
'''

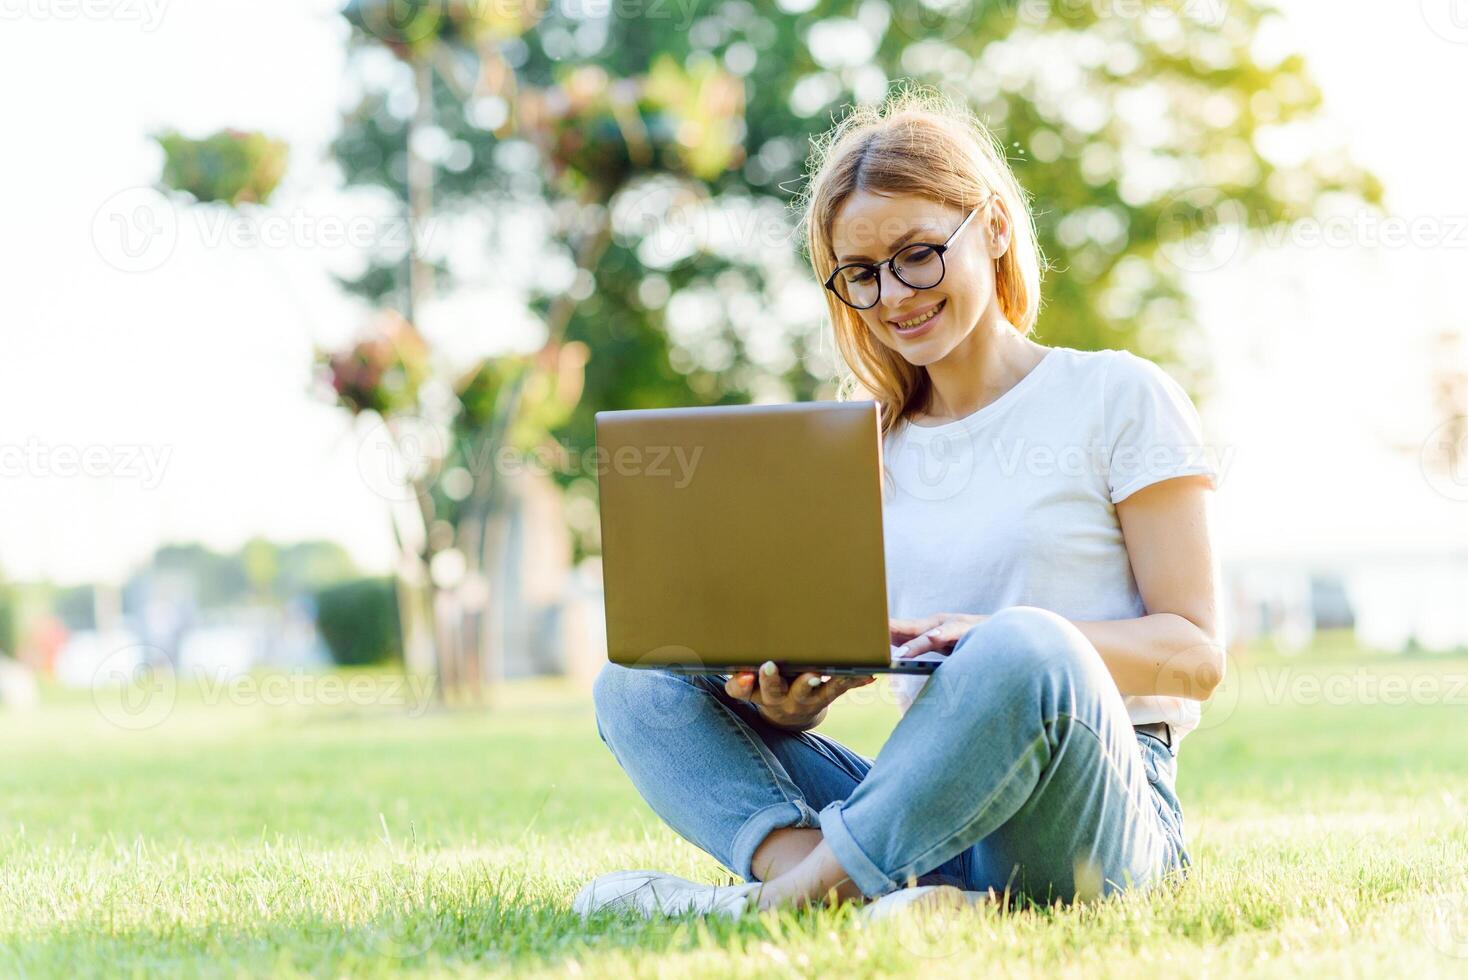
[883,345,1220,742]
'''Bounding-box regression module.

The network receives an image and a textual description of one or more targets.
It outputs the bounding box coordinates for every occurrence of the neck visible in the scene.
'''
[921,306,1046,422]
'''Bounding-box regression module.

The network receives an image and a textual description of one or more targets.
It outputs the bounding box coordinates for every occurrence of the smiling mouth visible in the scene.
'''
[890,299,945,332]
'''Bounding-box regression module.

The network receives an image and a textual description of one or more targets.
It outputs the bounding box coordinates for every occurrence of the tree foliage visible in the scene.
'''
[332,1,1377,497]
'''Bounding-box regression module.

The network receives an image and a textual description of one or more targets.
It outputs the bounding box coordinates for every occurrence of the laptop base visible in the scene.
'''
[632,660,942,677]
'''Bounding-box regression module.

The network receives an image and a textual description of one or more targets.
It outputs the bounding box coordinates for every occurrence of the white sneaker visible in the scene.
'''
[573,870,762,921]
[860,884,988,922]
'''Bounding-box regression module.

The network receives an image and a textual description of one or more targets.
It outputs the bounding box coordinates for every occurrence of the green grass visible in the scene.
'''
[2,651,1467,977]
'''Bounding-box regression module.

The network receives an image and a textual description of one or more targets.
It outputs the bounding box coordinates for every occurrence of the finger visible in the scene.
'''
[791,672,830,705]
[889,616,939,643]
[832,675,875,694]
[802,674,868,710]
[925,623,960,649]
[725,672,756,701]
[757,661,788,702]
[897,634,938,658]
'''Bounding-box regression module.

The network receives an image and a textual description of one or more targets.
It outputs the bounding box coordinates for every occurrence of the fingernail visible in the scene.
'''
[761,662,776,675]
[807,676,821,687]
[926,628,942,636]
[895,644,908,656]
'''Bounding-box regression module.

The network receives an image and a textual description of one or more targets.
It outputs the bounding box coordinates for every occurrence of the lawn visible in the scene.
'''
[2,648,1466,977]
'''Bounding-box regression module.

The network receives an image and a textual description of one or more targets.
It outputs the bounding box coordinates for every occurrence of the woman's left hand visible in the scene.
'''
[890,613,989,659]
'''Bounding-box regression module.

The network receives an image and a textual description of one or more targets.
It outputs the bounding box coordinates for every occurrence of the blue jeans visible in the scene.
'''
[592,606,1189,901]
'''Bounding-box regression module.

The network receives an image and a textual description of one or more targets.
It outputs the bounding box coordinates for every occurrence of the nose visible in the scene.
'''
[876,263,916,312]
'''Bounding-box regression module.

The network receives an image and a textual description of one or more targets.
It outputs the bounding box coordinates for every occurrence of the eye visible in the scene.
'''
[901,245,937,263]
[840,266,876,284]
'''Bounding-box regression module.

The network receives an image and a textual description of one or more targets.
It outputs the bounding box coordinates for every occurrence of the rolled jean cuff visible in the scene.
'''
[817,800,896,897]
[730,800,820,882]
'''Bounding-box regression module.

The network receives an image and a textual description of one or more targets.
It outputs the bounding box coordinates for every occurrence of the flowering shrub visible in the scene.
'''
[155,129,288,206]
[315,311,431,418]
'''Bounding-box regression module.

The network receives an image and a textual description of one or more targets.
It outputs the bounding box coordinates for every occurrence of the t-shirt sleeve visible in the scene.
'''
[1103,351,1219,504]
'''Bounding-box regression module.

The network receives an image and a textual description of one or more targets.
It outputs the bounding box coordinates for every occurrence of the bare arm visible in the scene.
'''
[1070,474,1225,700]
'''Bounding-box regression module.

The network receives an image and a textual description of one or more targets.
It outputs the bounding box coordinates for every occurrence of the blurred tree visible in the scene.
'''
[123,540,360,609]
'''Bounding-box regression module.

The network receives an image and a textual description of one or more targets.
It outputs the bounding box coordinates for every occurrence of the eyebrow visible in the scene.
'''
[835,226,937,264]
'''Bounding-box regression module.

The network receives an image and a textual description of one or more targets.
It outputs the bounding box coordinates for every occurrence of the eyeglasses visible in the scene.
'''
[824,204,981,311]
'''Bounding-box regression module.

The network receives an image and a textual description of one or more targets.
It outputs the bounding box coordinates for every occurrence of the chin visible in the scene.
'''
[877,327,965,368]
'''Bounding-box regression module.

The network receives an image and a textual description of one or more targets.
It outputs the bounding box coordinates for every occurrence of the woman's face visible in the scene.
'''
[828,190,1008,367]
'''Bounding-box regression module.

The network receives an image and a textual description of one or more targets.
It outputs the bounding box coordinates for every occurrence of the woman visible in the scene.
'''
[574,89,1223,919]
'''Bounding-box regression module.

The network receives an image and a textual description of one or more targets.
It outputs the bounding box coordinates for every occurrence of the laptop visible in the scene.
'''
[594,401,941,675]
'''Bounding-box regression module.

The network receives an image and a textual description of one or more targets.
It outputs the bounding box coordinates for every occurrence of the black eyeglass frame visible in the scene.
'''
[823,204,982,311]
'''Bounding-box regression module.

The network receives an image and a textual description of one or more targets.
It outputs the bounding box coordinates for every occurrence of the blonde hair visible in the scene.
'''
[796,86,1045,437]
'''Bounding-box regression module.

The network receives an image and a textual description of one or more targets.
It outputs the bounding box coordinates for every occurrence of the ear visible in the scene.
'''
[984,198,1013,259]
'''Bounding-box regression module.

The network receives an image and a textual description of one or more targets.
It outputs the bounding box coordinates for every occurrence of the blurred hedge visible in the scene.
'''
[0,585,14,656]
[313,577,402,667]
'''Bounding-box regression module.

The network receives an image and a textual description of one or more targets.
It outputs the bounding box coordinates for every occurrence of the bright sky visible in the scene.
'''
[1,0,1466,586]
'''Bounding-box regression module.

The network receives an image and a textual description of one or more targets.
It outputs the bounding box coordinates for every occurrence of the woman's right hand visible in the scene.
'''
[724,661,875,731]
